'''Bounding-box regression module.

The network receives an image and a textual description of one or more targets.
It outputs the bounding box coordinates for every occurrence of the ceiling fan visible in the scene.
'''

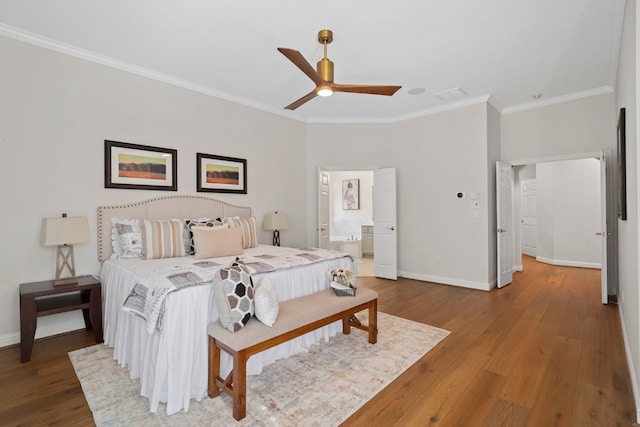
[278,29,402,110]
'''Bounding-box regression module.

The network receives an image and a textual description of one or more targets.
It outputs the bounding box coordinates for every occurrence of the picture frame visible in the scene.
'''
[618,107,627,220]
[104,140,177,191]
[197,153,247,194]
[342,179,360,210]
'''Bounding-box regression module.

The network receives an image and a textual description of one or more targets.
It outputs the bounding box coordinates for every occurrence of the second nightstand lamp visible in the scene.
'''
[263,211,289,246]
[42,213,91,286]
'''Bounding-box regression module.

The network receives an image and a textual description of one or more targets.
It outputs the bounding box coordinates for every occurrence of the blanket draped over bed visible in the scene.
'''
[122,248,351,334]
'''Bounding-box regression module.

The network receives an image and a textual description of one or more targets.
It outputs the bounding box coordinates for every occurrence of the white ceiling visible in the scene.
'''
[0,0,626,122]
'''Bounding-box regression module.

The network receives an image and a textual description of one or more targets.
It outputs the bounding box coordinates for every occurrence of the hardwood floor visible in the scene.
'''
[0,256,635,426]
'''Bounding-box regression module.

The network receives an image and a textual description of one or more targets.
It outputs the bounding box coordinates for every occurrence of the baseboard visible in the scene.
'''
[535,256,601,269]
[398,271,493,291]
[0,318,86,349]
[617,303,640,424]
[514,265,524,272]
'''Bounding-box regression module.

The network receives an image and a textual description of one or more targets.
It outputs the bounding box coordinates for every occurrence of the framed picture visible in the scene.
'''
[104,140,177,191]
[197,153,247,194]
[618,107,627,220]
[342,179,359,210]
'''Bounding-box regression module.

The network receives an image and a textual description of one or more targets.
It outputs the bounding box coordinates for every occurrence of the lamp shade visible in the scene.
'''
[262,212,289,231]
[42,216,91,246]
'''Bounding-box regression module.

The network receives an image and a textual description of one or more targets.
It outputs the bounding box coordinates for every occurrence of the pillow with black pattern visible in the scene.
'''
[184,218,224,254]
[212,263,254,333]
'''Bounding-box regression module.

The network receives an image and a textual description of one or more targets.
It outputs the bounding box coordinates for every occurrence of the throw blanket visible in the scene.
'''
[122,260,224,333]
[234,248,352,274]
[122,249,352,333]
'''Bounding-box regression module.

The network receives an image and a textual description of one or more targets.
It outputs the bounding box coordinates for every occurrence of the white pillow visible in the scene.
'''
[111,218,143,259]
[254,277,279,326]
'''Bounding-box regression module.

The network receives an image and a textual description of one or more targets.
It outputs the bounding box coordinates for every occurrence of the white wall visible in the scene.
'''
[615,0,640,421]
[536,163,555,266]
[306,102,496,289]
[502,92,616,161]
[535,159,602,268]
[328,170,373,240]
[0,35,307,346]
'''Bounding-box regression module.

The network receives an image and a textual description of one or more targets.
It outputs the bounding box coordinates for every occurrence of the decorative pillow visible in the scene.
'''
[184,217,224,254]
[192,226,243,260]
[212,264,254,332]
[141,219,187,259]
[111,218,143,259]
[254,277,279,327]
[224,216,258,249]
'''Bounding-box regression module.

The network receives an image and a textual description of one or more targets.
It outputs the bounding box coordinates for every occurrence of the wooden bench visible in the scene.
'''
[207,286,378,421]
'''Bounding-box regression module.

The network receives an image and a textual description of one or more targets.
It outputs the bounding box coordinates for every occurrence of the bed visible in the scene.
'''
[97,195,356,415]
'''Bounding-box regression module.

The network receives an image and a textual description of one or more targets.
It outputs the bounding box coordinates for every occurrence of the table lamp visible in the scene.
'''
[42,213,91,286]
[262,211,289,246]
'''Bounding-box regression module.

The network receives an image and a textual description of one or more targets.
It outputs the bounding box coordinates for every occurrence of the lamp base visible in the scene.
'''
[53,277,79,287]
[272,230,281,246]
[55,244,78,286]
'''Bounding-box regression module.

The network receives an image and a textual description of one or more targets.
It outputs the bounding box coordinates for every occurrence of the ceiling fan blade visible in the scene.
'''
[332,84,402,96]
[284,89,318,110]
[277,48,325,87]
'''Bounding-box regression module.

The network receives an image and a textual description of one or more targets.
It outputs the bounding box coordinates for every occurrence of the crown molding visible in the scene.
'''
[0,23,615,124]
[502,86,614,114]
[0,23,297,120]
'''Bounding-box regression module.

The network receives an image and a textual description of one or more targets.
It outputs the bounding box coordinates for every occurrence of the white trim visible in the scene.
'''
[617,303,640,424]
[307,95,492,124]
[398,270,494,291]
[513,264,524,272]
[0,318,86,349]
[535,256,601,270]
[0,23,302,122]
[502,87,615,114]
[509,151,603,167]
[0,22,615,125]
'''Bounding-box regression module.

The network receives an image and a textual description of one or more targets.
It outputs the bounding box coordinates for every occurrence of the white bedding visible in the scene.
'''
[100,244,356,415]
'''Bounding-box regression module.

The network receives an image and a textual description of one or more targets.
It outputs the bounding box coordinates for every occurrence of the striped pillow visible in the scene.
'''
[142,219,187,259]
[224,216,258,249]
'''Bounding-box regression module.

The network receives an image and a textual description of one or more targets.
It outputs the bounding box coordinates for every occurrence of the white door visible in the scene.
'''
[497,161,513,288]
[318,171,330,249]
[599,152,608,304]
[521,179,538,257]
[373,167,397,279]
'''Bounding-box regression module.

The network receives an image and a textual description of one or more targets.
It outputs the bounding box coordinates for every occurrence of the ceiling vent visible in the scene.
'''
[434,87,467,101]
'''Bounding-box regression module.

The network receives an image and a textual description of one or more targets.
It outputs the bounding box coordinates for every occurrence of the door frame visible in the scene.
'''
[506,150,614,303]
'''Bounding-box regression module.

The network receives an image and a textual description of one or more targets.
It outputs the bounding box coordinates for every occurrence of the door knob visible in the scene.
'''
[388,226,395,231]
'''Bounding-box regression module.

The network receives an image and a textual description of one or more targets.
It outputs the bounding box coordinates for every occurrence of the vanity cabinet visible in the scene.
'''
[361,225,374,256]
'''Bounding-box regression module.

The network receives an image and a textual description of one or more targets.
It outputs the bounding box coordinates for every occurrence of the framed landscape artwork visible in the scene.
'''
[342,179,359,210]
[618,107,627,220]
[196,153,247,194]
[104,140,177,191]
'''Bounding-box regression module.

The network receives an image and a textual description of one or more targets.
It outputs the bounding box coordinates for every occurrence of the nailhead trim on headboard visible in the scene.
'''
[97,195,252,261]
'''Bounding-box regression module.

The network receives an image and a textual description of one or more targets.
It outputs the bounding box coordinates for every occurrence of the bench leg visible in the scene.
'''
[208,336,220,398]
[368,299,378,344]
[342,316,351,334]
[232,350,248,421]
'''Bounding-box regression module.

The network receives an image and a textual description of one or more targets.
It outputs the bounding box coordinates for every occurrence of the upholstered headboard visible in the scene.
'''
[97,195,252,261]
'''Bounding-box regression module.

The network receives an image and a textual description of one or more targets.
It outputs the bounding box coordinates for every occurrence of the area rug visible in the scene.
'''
[69,312,449,426]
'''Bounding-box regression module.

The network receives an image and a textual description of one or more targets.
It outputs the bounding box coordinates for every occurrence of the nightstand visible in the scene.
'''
[19,275,103,362]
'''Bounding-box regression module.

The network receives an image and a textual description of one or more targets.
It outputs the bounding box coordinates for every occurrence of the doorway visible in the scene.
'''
[504,151,612,303]
[318,169,375,276]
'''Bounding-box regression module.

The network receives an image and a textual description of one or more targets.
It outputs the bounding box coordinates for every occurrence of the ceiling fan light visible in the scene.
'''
[317,86,333,97]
